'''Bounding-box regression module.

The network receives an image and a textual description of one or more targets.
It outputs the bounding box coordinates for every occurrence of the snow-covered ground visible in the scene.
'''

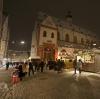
[2,69,100,99]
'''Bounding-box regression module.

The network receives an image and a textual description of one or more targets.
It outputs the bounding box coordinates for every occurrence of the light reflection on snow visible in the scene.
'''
[64,69,100,77]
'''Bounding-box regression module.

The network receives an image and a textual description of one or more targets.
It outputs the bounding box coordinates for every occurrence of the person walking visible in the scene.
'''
[73,59,77,74]
[22,62,28,77]
[18,63,23,81]
[6,62,10,70]
[28,61,34,76]
[34,61,38,72]
[39,60,45,72]
[57,59,62,73]
[77,59,83,74]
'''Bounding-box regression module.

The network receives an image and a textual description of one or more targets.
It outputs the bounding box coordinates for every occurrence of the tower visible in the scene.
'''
[65,11,72,24]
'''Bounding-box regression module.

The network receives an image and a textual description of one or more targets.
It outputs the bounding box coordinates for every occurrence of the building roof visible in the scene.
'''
[37,12,96,38]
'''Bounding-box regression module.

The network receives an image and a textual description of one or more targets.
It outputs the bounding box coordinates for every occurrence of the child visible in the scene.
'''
[11,69,19,84]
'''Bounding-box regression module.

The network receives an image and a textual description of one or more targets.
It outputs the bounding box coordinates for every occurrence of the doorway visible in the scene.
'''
[44,47,55,61]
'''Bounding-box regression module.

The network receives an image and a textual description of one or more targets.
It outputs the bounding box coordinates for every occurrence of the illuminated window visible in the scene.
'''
[51,32,54,38]
[43,31,47,37]
[65,34,70,42]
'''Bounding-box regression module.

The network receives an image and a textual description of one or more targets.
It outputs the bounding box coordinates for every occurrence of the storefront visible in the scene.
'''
[76,49,100,72]
[75,49,95,63]
[57,47,95,69]
[58,47,74,68]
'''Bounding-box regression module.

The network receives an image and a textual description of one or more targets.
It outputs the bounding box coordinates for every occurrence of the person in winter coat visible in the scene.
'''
[77,59,83,74]
[18,63,23,81]
[6,62,10,70]
[39,60,45,72]
[28,62,34,76]
[73,59,77,74]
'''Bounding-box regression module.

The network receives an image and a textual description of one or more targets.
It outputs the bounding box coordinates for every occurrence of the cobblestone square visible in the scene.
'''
[1,68,100,99]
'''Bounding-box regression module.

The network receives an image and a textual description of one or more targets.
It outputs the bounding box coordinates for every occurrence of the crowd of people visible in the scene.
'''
[5,59,65,84]
[5,58,83,84]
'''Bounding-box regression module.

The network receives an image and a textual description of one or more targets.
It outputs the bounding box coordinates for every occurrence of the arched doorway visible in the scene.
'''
[44,47,55,61]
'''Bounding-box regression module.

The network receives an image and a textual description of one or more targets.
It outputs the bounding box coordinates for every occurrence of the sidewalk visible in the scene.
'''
[0,67,14,99]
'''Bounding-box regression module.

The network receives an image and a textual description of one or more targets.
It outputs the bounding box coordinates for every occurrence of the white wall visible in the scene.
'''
[39,26,57,46]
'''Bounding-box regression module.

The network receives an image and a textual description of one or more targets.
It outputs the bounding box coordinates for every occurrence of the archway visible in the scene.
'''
[44,47,55,61]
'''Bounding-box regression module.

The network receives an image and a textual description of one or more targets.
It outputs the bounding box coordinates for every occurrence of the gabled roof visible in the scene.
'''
[37,12,96,38]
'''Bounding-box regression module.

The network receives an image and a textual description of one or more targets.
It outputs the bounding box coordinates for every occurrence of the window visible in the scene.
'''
[51,32,54,38]
[81,38,84,44]
[73,36,77,43]
[65,34,70,42]
[43,31,47,37]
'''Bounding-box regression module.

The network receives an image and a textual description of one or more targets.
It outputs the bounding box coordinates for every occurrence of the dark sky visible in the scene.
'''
[4,0,100,44]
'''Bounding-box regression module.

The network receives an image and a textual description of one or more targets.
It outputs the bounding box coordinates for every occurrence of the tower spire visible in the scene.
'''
[65,11,72,24]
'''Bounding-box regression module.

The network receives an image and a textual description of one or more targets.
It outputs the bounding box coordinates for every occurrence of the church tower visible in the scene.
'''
[65,11,72,24]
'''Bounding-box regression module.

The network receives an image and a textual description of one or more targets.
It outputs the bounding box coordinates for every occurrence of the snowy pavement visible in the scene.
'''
[2,69,100,99]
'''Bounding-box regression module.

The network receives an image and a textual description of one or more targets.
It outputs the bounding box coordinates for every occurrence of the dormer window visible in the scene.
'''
[43,31,47,37]
[51,32,54,38]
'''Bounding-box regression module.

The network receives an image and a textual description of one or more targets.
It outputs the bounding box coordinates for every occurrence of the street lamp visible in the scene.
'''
[11,41,15,44]
[20,41,25,45]
[93,43,96,46]
[92,43,97,49]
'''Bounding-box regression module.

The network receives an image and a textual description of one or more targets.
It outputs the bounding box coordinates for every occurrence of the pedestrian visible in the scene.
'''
[60,60,65,70]
[28,61,34,76]
[6,62,9,70]
[73,59,77,74]
[25,62,29,76]
[77,59,83,74]
[39,60,45,72]
[18,63,23,81]
[22,62,28,77]
[57,59,62,73]
[34,61,38,72]
[54,60,57,71]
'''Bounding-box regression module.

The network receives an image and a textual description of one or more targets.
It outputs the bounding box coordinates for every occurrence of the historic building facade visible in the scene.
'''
[0,0,3,51]
[1,15,9,58]
[31,12,98,66]
[0,0,9,65]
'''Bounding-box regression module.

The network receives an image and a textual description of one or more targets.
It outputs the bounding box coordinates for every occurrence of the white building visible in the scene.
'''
[0,0,3,36]
[0,0,9,65]
[1,15,9,58]
[31,12,98,68]
[0,0,3,65]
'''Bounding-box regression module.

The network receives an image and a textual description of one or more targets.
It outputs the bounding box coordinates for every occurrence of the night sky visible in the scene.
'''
[4,0,100,50]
